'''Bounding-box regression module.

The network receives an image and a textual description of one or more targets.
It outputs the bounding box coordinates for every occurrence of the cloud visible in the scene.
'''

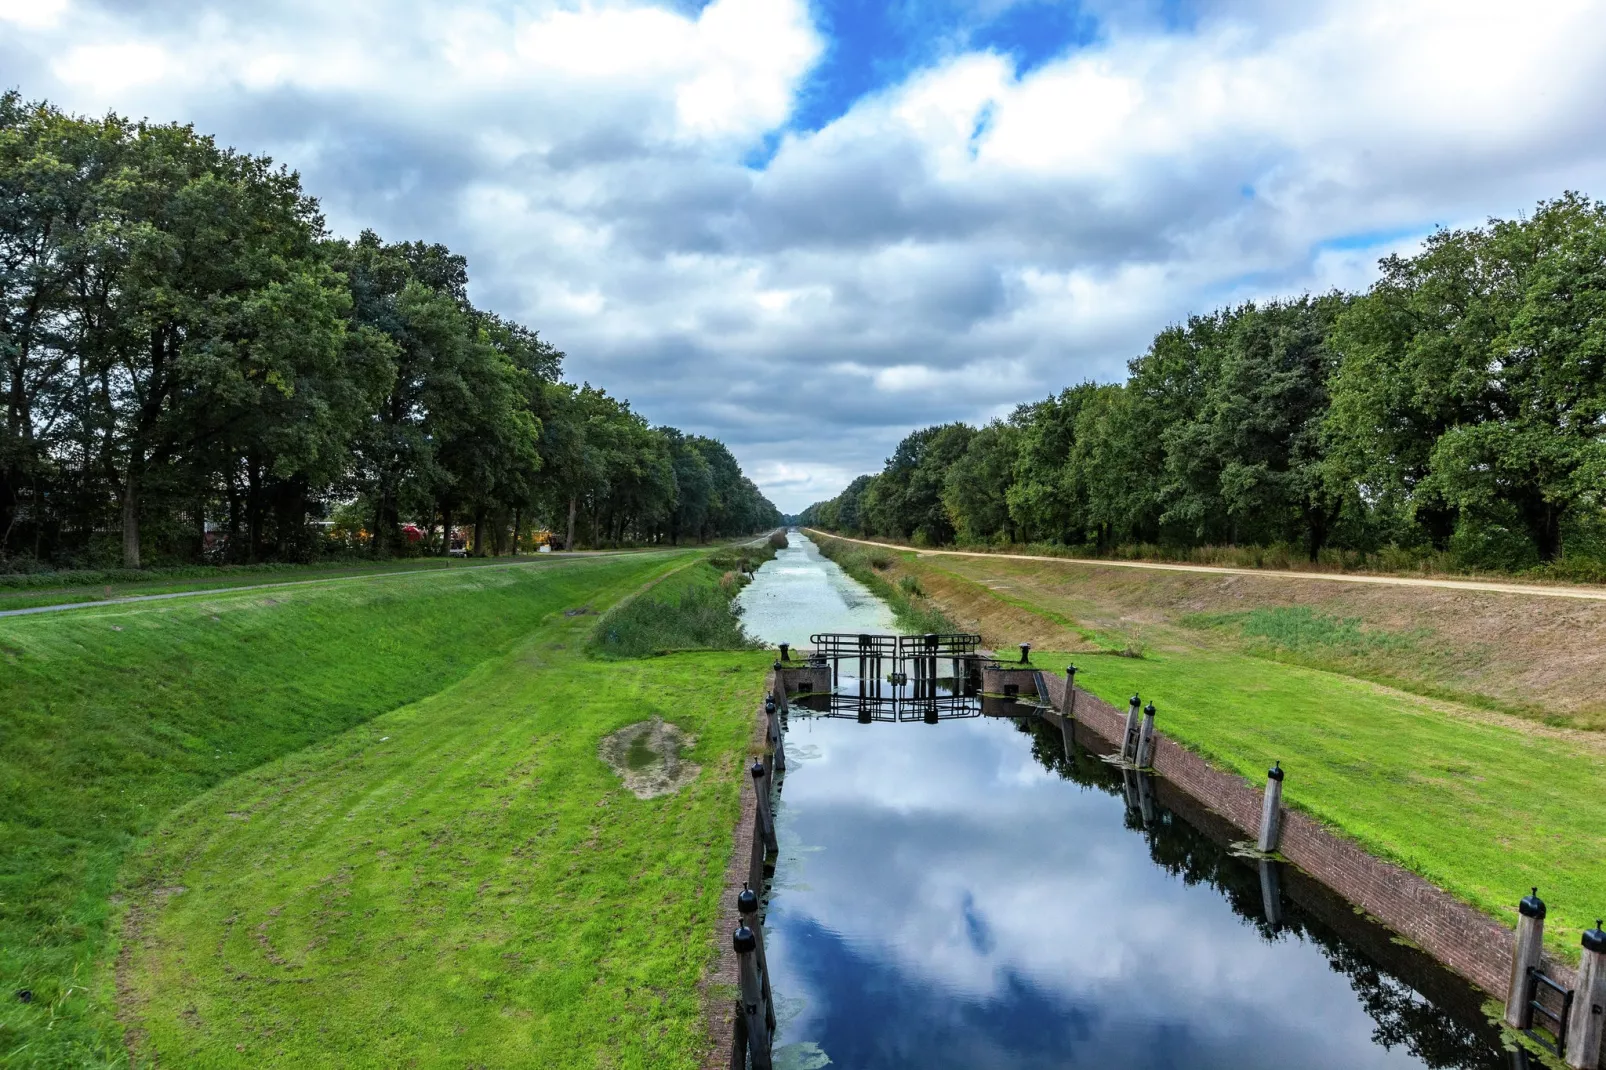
[4,0,1606,511]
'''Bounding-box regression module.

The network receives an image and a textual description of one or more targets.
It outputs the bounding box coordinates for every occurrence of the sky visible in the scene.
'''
[4,0,1606,513]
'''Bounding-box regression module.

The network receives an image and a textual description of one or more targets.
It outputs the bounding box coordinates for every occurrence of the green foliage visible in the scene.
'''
[588,559,764,658]
[0,92,778,571]
[0,552,685,1066]
[804,194,1606,578]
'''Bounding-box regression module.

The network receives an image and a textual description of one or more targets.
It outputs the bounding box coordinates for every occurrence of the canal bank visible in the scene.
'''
[714,532,1570,1070]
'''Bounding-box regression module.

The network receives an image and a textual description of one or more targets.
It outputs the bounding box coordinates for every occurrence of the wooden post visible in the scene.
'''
[1136,702,1157,768]
[1506,889,1547,1029]
[766,692,785,773]
[738,882,775,1033]
[1257,762,1284,853]
[751,761,778,854]
[1564,920,1606,1068]
[734,923,772,1070]
[1120,695,1142,763]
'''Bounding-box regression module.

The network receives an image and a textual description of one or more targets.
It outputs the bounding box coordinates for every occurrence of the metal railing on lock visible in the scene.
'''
[1523,965,1575,1059]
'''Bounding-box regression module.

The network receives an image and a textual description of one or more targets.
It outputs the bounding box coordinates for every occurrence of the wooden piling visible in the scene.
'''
[1257,762,1284,854]
[1565,921,1606,1068]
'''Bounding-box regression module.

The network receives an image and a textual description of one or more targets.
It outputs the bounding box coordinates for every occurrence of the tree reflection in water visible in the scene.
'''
[1020,717,1518,1070]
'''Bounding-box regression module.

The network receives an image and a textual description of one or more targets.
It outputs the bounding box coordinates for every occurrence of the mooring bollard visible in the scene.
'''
[1063,665,1078,719]
[1019,642,1031,664]
[1506,888,1547,1029]
[1120,695,1142,763]
[1137,702,1157,768]
[751,761,778,854]
[1257,762,1285,853]
[734,922,773,1070]
[779,642,789,661]
[1565,919,1606,1068]
[737,882,776,1032]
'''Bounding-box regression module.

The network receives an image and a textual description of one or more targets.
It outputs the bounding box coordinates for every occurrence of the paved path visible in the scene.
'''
[804,530,1606,603]
[0,551,642,619]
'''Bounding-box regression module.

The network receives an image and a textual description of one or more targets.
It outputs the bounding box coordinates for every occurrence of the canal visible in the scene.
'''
[736,532,1511,1070]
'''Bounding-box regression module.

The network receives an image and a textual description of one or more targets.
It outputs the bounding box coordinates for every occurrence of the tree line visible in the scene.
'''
[0,93,778,569]
[802,194,1606,576]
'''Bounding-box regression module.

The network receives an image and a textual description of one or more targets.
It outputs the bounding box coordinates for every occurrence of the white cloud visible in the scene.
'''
[5,0,1606,511]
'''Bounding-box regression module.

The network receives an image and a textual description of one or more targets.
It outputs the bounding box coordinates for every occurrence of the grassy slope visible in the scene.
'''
[806,533,1606,729]
[0,552,637,612]
[813,536,1606,965]
[0,552,686,1067]
[118,641,768,1068]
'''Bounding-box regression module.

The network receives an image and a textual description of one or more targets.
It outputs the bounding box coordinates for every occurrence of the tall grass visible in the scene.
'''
[588,557,765,658]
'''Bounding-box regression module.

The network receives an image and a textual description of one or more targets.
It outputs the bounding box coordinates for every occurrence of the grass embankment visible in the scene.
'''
[808,533,1606,966]
[0,555,613,613]
[0,550,742,1066]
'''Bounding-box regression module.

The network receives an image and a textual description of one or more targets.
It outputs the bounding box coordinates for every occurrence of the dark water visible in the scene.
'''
[745,534,1513,1070]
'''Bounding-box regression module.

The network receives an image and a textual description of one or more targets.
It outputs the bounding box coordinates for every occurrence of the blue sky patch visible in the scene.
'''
[790,0,1103,133]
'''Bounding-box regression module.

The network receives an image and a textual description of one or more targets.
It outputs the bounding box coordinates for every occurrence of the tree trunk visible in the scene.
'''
[440,503,454,556]
[473,508,485,557]
[512,509,521,556]
[246,455,263,563]
[566,496,577,551]
[121,455,142,569]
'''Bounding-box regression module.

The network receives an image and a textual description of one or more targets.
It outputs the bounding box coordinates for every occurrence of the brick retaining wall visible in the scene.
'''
[1039,671,1589,1049]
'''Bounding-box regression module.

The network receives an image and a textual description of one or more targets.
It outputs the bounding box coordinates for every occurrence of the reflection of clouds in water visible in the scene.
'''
[736,533,897,648]
[766,715,1445,1069]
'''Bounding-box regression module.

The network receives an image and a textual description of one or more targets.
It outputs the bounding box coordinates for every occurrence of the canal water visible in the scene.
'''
[737,532,1512,1070]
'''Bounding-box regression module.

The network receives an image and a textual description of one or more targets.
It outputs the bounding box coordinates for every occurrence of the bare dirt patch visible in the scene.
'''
[598,718,701,799]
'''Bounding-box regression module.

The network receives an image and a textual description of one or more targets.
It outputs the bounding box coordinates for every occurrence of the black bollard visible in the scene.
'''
[737,882,775,1033]
[1019,642,1031,664]
[751,761,778,854]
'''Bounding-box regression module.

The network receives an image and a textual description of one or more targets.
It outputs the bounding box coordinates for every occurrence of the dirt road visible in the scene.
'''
[804,530,1606,603]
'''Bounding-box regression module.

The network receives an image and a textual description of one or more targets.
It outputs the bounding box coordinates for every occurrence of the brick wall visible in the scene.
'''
[704,674,774,1070]
[1040,672,1588,1044]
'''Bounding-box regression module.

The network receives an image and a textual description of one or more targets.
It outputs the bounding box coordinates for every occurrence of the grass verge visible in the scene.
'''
[115,640,770,1068]
[0,552,688,1067]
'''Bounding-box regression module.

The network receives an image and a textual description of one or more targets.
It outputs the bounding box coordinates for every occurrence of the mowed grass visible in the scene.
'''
[118,642,768,1068]
[874,548,1606,965]
[0,552,638,613]
[0,552,688,1067]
